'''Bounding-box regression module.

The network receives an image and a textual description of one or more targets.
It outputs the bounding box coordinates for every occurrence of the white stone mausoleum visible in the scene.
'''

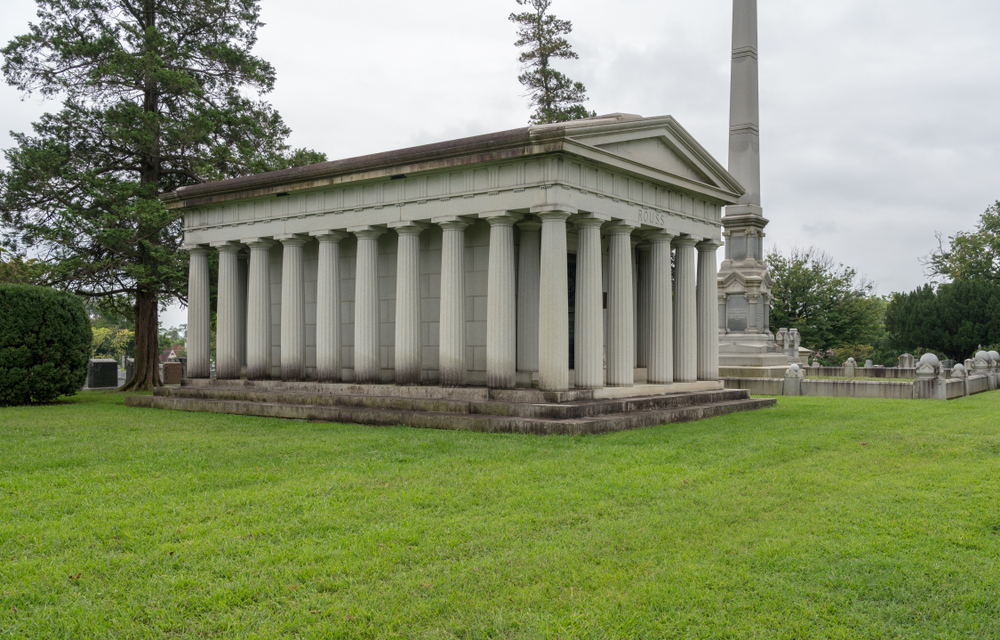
[170,114,745,393]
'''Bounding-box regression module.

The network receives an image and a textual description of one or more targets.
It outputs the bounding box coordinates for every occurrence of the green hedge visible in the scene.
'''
[0,284,92,406]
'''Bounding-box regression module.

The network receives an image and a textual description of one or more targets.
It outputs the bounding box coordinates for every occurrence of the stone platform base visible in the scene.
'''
[720,365,792,378]
[125,379,775,435]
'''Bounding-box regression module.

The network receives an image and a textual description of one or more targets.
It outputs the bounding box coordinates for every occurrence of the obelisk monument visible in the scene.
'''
[718,0,788,372]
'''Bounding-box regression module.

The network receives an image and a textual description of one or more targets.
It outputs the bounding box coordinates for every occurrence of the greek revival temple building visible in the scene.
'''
[171,114,744,394]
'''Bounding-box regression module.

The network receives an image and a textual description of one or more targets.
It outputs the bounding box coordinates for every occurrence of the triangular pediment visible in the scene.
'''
[595,137,715,185]
[553,115,744,198]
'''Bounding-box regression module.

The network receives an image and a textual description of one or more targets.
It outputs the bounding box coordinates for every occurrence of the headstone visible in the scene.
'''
[941,359,955,370]
[899,353,915,369]
[950,363,967,379]
[844,357,857,378]
[914,353,944,400]
[783,363,804,396]
[87,359,119,389]
[811,358,821,368]
[865,359,874,369]
[789,329,802,363]
[125,357,135,382]
[162,361,183,385]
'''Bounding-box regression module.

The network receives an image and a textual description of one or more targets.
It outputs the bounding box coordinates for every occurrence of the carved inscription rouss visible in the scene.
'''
[637,209,666,227]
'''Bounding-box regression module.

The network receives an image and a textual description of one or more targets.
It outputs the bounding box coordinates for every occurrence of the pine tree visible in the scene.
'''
[509,0,596,125]
[0,0,315,391]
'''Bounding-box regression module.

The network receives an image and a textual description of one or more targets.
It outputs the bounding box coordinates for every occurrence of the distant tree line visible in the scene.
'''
[883,201,1000,361]
[769,201,1000,366]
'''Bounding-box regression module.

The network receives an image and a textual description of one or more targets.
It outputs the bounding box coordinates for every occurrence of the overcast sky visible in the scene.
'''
[2,0,999,328]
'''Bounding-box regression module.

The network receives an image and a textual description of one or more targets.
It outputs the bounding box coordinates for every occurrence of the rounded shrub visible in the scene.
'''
[0,284,92,406]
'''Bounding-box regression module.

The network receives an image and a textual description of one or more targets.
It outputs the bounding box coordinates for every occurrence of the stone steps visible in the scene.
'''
[125,381,775,435]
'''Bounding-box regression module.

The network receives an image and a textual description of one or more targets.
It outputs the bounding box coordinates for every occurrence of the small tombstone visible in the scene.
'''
[125,357,135,382]
[914,353,944,400]
[162,361,183,385]
[783,364,804,396]
[865,359,874,369]
[965,358,975,371]
[899,353,915,369]
[950,363,967,379]
[990,351,1000,369]
[87,359,119,389]
[811,358,821,368]
[915,353,940,378]
[973,351,991,372]
[844,357,857,378]
[941,359,956,370]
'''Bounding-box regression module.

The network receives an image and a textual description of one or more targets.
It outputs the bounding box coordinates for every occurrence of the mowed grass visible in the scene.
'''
[1,392,999,639]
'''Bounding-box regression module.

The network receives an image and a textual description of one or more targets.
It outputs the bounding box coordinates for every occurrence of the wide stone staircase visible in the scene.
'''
[125,379,775,435]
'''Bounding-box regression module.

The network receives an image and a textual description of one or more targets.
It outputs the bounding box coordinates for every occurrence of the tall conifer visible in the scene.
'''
[0,0,310,390]
[509,0,596,125]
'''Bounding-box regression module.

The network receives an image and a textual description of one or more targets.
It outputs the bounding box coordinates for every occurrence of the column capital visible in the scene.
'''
[184,244,212,256]
[348,225,386,239]
[604,222,636,235]
[241,237,274,250]
[276,234,309,247]
[531,204,578,216]
[211,241,244,254]
[671,235,699,249]
[573,217,605,230]
[644,229,676,243]
[516,219,542,232]
[432,216,472,230]
[388,221,429,236]
[481,212,522,226]
[309,229,348,242]
[635,241,652,253]
[697,238,723,251]
[536,210,572,223]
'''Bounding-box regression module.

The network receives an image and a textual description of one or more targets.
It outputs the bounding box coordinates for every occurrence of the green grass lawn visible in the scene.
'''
[2,392,999,639]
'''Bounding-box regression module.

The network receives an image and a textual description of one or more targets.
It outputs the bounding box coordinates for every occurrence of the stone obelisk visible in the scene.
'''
[718,0,788,372]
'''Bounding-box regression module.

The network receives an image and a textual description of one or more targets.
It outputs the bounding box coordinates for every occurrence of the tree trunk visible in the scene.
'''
[119,287,161,391]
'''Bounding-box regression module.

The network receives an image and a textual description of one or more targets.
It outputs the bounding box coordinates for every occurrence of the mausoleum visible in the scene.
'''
[170,114,743,393]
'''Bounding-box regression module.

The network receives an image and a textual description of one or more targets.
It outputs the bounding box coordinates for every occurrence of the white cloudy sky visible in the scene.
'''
[2,0,999,327]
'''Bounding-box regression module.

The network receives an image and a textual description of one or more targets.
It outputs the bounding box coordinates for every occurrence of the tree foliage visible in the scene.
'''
[0,0,313,391]
[924,201,1000,284]
[768,247,885,363]
[885,281,1000,361]
[0,284,91,406]
[509,0,596,125]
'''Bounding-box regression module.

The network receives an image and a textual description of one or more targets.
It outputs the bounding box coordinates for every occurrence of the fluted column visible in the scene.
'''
[673,236,699,383]
[237,252,249,371]
[245,240,273,380]
[439,220,469,386]
[516,220,541,373]
[538,211,570,391]
[697,240,722,381]
[647,231,675,384]
[574,217,605,389]
[312,231,346,383]
[214,243,242,380]
[392,223,425,385]
[636,243,652,369]
[186,246,211,379]
[607,224,636,386]
[485,214,518,389]
[277,236,307,381]
[353,227,384,384]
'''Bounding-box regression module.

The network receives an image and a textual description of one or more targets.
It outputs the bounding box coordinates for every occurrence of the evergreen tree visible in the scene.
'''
[510,0,596,125]
[0,0,315,390]
[768,247,884,359]
[924,201,1000,284]
[885,282,1000,360]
